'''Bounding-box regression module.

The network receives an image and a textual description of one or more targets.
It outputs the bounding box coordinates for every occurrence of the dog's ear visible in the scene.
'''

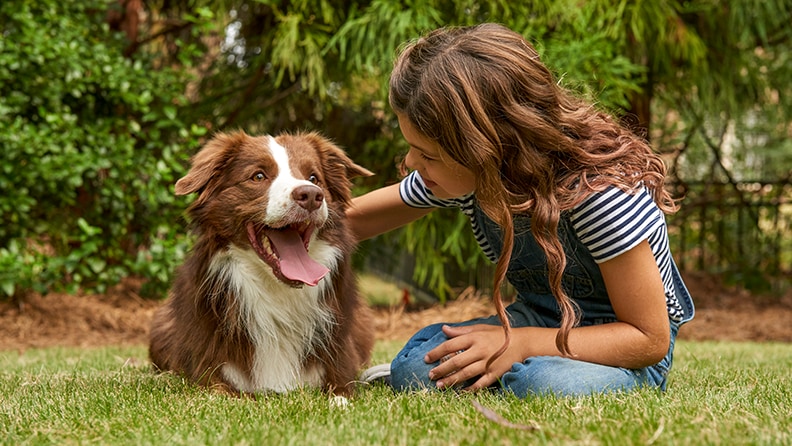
[175,132,241,195]
[310,133,374,180]
[298,132,373,205]
[175,162,213,196]
[345,160,375,180]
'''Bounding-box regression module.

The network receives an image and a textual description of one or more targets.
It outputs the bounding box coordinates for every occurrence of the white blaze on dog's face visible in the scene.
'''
[264,136,329,227]
[241,136,331,288]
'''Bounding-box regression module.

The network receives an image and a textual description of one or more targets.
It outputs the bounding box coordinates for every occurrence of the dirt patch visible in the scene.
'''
[0,272,790,352]
[0,282,157,351]
[670,271,792,343]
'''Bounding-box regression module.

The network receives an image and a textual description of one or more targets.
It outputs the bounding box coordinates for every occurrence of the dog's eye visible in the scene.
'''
[308,174,319,184]
[252,172,267,182]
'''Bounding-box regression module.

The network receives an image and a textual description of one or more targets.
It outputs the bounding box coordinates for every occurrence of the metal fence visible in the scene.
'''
[666,180,792,291]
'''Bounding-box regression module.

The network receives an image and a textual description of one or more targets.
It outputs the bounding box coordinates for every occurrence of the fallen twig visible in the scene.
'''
[471,399,541,431]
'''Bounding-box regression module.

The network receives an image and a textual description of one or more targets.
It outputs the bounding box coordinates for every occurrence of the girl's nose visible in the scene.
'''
[404,148,418,171]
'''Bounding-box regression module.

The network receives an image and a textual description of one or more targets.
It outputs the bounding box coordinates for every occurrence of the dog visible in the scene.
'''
[149,130,375,398]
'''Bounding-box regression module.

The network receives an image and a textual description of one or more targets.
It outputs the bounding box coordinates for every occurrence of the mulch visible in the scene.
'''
[1,272,790,352]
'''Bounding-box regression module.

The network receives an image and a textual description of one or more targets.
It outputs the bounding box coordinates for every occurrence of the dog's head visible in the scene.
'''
[175,130,372,287]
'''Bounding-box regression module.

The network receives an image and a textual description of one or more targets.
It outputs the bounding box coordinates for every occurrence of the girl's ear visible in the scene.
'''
[174,132,242,195]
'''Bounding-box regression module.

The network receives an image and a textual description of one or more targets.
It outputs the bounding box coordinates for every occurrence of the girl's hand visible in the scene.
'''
[424,324,528,391]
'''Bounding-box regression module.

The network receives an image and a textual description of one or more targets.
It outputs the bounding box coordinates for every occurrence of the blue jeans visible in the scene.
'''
[390,309,680,397]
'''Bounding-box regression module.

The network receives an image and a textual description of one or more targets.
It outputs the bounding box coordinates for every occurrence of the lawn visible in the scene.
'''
[1,340,790,445]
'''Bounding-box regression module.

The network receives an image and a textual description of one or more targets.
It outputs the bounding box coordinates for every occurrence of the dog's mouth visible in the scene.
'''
[246,221,330,287]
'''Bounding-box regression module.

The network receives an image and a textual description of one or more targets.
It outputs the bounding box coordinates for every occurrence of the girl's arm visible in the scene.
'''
[347,183,434,241]
[426,240,671,390]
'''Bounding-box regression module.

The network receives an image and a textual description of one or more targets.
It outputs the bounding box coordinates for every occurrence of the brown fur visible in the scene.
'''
[149,130,374,396]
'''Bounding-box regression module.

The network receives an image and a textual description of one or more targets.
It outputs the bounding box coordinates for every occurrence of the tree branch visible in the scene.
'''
[697,124,759,222]
[124,20,194,57]
[219,65,302,130]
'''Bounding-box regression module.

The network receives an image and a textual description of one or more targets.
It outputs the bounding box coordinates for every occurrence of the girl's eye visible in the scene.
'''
[419,152,436,162]
[252,172,266,182]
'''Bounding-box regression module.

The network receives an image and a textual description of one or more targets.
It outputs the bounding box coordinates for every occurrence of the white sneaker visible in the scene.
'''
[360,363,391,384]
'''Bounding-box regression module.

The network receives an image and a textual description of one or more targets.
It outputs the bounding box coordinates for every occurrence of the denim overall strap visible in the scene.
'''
[473,205,617,323]
[669,256,696,324]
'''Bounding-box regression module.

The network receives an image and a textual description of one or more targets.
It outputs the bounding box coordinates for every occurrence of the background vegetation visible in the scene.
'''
[1,0,791,301]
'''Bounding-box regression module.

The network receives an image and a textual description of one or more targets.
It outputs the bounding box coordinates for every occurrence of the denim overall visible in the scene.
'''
[390,204,695,397]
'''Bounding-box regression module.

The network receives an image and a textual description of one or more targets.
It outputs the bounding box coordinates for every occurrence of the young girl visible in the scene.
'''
[349,23,694,397]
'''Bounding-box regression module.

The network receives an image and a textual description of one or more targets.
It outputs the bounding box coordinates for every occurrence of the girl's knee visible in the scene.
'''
[405,322,447,343]
[390,344,430,390]
[390,323,448,391]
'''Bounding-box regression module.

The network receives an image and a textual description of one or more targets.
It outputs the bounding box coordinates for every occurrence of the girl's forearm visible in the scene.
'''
[347,183,433,241]
[511,321,670,369]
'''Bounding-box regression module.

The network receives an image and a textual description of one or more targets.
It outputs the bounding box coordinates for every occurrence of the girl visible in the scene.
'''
[350,23,694,397]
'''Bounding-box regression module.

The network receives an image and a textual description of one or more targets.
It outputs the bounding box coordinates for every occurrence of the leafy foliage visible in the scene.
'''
[1,0,789,301]
[332,0,792,297]
[0,0,204,298]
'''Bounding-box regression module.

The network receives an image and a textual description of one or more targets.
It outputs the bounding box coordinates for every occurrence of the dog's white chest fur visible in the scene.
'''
[208,241,341,393]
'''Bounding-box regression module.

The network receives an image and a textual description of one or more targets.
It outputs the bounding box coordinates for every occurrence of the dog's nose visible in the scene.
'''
[292,185,324,211]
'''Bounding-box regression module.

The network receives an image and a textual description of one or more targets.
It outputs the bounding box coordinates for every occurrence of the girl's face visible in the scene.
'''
[398,114,476,199]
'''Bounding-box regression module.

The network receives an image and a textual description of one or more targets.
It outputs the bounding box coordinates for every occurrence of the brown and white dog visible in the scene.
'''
[149,131,374,397]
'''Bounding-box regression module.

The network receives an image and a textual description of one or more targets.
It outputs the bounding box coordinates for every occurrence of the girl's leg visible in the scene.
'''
[500,356,655,397]
[501,323,678,397]
[390,316,501,391]
[392,338,657,396]
[391,316,679,397]
[390,301,551,392]
[390,323,446,391]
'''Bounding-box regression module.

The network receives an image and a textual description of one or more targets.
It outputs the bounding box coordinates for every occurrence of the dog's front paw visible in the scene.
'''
[330,395,350,409]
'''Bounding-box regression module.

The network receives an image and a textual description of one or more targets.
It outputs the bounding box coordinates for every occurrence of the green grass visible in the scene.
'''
[1,341,791,445]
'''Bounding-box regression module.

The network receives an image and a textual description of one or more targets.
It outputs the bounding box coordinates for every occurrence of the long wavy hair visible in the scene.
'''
[389,23,677,363]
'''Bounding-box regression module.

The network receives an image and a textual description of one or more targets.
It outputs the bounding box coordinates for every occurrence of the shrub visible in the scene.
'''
[0,0,203,299]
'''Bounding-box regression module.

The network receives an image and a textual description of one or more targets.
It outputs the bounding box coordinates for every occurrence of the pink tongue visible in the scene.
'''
[265,228,329,286]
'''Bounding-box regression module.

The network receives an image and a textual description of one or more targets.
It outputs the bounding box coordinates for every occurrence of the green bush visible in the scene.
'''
[0,0,203,299]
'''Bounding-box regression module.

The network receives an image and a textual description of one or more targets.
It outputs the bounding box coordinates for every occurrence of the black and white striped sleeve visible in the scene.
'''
[570,186,664,263]
[398,171,470,209]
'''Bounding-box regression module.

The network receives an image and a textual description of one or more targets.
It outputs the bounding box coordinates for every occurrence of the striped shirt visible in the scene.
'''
[399,171,685,322]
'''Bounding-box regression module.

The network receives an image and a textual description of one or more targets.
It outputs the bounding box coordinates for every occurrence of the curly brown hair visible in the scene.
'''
[389,23,677,363]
